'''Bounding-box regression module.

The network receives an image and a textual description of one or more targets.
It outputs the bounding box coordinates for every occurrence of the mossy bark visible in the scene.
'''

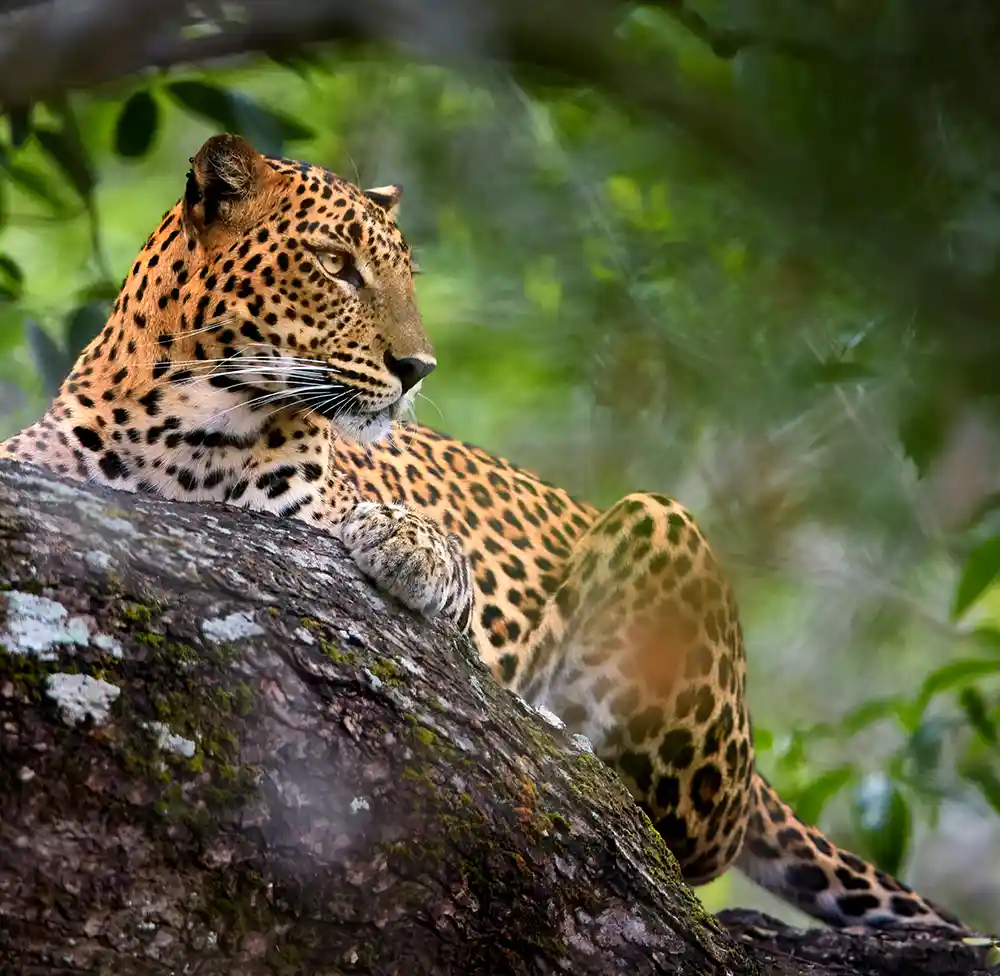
[0,460,989,975]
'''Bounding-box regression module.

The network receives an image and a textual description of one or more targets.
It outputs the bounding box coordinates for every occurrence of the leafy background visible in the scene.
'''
[3,1,1000,929]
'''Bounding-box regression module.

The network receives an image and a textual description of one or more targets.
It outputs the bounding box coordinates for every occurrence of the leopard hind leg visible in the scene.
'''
[511,491,755,884]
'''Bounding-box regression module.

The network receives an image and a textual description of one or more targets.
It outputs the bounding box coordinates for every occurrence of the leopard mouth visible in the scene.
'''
[310,386,408,444]
[277,368,408,442]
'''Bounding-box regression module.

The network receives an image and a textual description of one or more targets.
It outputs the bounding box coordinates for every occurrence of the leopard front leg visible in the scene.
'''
[340,501,474,633]
[510,492,755,884]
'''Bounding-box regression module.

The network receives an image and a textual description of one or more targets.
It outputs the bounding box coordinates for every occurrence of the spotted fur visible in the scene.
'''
[0,134,966,932]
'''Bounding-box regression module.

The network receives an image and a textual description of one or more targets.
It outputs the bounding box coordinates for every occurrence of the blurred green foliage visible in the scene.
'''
[2,2,1000,927]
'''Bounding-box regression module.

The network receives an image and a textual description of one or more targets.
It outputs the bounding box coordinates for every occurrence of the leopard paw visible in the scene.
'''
[340,501,473,632]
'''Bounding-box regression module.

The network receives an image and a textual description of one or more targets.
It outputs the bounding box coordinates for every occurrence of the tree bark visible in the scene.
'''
[0,459,991,975]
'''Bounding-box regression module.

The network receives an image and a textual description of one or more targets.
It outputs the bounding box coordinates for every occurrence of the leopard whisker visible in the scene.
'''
[300,389,350,425]
[415,391,445,425]
[195,384,344,427]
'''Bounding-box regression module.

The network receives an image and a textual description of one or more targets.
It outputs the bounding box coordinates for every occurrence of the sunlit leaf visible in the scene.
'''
[852,773,911,876]
[115,90,160,159]
[0,307,23,353]
[717,240,747,276]
[1,160,73,214]
[791,765,854,826]
[35,125,94,201]
[915,658,1000,713]
[773,732,806,767]
[840,696,906,736]
[524,257,562,316]
[953,536,1000,620]
[606,174,643,219]
[970,627,1000,656]
[752,726,773,752]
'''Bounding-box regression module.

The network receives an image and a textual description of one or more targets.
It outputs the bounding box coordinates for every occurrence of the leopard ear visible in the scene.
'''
[364,184,402,223]
[184,133,269,232]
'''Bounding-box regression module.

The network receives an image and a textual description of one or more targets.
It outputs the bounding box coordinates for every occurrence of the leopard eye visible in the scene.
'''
[316,250,364,289]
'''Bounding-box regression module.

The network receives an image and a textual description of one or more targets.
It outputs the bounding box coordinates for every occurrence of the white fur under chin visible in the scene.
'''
[334,413,393,445]
[332,383,420,446]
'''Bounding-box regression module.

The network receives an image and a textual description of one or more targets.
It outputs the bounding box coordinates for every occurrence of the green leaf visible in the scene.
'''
[606,174,644,224]
[77,279,120,303]
[900,396,949,479]
[525,256,562,316]
[840,696,906,736]
[229,92,285,157]
[905,717,947,778]
[960,687,998,745]
[35,125,94,201]
[752,726,774,752]
[962,761,1000,818]
[115,90,160,159]
[970,626,1000,655]
[65,301,108,360]
[231,92,313,151]
[8,105,32,148]
[265,106,314,142]
[0,253,24,302]
[0,306,23,354]
[852,773,911,876]
[167,81,314,152]
[168,80,237,129]
[266,50,326,78]
[797,359,873,386]
[791,766,854,826]
[1,160,72,214]
[25,319,71,398]
[953,536,1000,619]
[915,658,1000,713]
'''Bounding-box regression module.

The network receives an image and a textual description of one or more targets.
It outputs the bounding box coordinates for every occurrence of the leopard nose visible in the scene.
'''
[384,351,436,393]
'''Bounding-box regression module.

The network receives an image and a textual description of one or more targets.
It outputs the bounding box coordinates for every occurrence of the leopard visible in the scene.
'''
[0,132,969,933]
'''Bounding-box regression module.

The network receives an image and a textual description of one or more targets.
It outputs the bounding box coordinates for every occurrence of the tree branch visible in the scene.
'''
[0,0,768,177]
[0,459,992,974]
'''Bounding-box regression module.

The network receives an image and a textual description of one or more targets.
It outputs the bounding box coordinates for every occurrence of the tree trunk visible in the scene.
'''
[0,459,990,975]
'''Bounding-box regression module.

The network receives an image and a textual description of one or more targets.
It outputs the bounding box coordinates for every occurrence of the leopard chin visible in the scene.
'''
[327,387,417,445]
